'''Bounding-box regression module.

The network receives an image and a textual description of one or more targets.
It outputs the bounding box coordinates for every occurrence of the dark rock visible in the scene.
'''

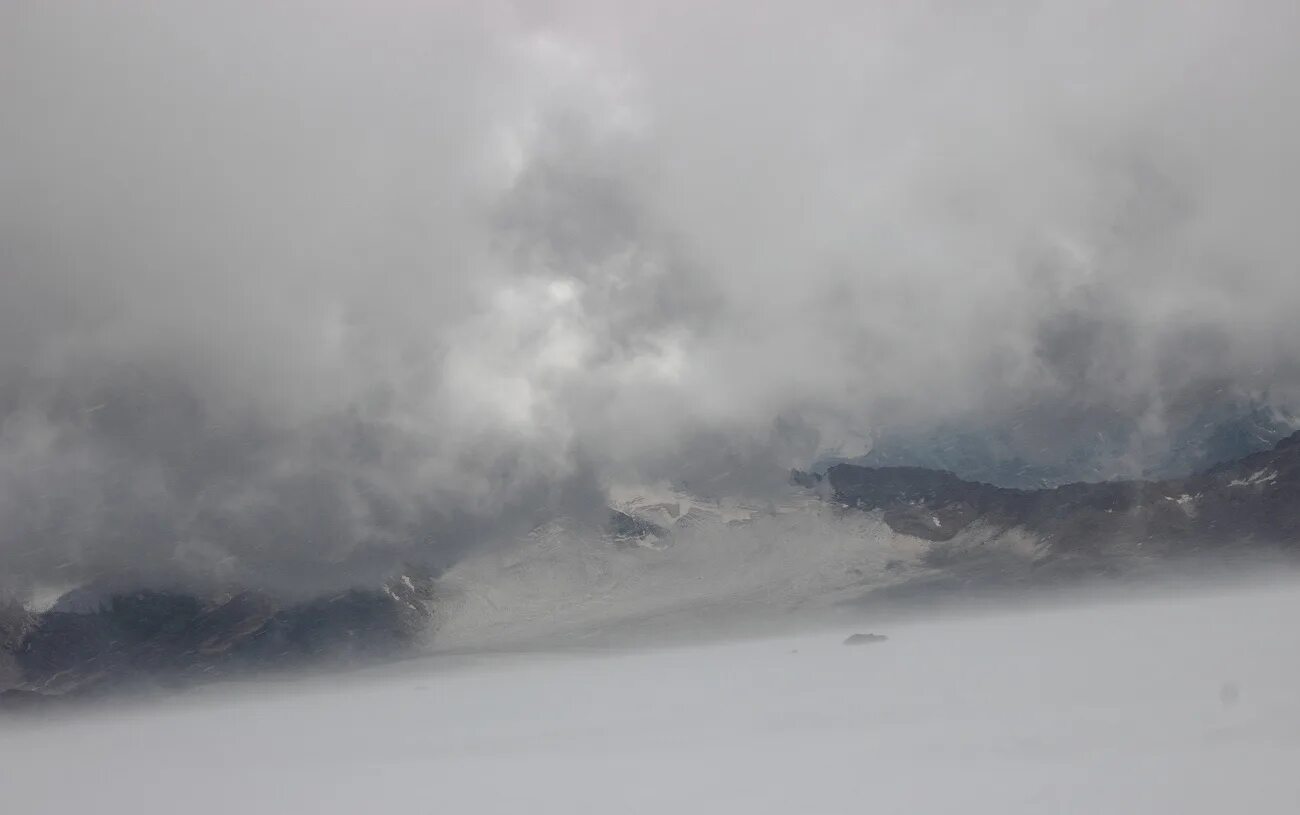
[843,633,888,645]
[3,572,436,702]
[0,688,54,712]
[0,602,32,690]
[828,429,1300,555]
[882,501,979,542]
[606,510,666,546]
[822,404,1297,489]
[790,469,823,489]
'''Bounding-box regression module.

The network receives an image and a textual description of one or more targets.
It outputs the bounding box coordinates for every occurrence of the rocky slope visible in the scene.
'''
[827,401,1298,488]
[823,429,1300,558]
[8,434,1299,709]
[1,573,434,708]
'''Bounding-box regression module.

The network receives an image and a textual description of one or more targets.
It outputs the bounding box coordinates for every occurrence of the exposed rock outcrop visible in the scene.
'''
[1,572,434,704]
[605,510,668,547]
[826,429,1300,555]
[0,602,32,690]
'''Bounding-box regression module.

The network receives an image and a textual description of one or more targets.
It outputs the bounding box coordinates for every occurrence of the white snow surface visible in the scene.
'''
[1228,469,1279,487]
[430,504,927,649]
[5,578,1300,814]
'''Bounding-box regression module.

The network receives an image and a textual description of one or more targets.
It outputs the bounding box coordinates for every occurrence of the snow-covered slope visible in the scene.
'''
[431,498,927,649]
[5,578,1299,814]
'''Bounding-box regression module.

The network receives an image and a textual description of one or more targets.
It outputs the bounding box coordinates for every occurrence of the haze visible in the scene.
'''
[4,4,1300,812]
[4,1,1300,594]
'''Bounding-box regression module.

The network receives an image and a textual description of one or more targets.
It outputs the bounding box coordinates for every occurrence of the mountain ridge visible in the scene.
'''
[7,431,1300,709]
[824,429,1300,554]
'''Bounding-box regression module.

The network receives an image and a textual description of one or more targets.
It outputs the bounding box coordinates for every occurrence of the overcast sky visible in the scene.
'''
[2,1,1299,597]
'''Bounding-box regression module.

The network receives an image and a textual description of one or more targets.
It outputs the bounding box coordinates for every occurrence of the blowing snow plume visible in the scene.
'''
[3,1,1300,603]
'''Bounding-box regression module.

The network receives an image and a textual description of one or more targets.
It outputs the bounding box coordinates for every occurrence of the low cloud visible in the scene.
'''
[2,1,1298,596]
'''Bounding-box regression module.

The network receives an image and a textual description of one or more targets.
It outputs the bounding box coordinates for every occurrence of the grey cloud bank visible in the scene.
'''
[2,1,1299,597]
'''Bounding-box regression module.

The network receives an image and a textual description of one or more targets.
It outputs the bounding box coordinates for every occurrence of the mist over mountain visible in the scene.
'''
[3,1,1300,610]
[821,399,1299,488]
[7,428,1300,705]
[9,8,1300,813]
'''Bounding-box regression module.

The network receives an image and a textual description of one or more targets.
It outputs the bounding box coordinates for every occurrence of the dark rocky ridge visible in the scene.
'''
[824,429,1300,555]
[606,510,668,545]
[0,505,655,708]
[9,437,1300,710]
[1,573,434,708]
[825,402,1298,489]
